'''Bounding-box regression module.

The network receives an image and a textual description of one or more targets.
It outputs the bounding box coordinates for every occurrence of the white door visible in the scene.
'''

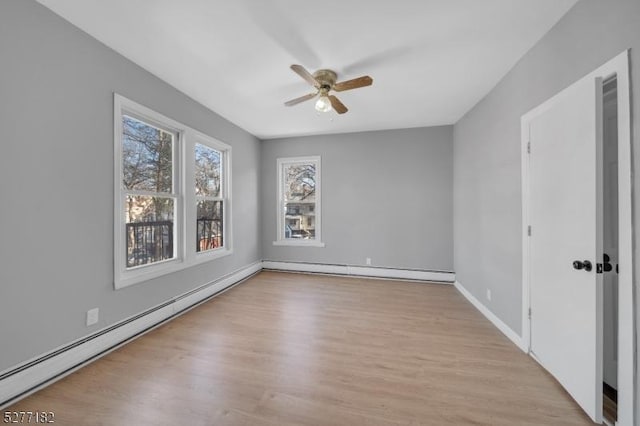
[528,76,603,423]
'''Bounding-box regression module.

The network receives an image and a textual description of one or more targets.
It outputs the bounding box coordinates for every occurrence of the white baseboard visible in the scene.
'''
[262,261,455,283]
[453,280,528,352]
[0,261,262,409]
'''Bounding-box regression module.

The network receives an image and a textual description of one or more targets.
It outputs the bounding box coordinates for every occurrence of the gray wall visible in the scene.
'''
[453,0,639,412]
[261,127,453,271]
[0,0,261,372]
[3,0,636,414]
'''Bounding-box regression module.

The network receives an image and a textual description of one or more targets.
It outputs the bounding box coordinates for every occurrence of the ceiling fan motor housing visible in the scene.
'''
[313,69,337,90]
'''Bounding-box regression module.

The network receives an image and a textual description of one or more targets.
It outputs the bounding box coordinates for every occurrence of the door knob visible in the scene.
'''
[573,260,592,271]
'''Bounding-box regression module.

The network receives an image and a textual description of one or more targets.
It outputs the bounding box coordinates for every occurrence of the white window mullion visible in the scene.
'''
[183,131,196,263]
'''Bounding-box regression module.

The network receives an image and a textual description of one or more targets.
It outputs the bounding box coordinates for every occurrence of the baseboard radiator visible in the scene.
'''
[262,260,455,283]
[0,261,262,409]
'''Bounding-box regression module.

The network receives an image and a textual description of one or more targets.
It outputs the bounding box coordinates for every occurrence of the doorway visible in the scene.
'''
[602,76,618,423]
[520,51,633,425]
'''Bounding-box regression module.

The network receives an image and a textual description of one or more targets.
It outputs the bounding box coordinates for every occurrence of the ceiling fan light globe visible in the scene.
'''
[315,95,332,112]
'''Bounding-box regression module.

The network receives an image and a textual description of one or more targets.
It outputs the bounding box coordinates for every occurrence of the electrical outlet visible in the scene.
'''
[366,257,372,266]
[486,289,492,302]
[86,308,99,326]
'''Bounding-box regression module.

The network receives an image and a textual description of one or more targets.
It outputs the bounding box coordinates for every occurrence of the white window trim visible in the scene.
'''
[114,94,232,289]
[273,156,324,247]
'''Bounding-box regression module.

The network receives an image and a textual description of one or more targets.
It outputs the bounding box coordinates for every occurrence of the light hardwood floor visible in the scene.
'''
[8,272,594,425]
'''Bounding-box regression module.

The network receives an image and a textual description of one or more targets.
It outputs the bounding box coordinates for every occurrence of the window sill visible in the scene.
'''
[272,240,326,248]
[115,248,232,289]
[193,247,233,265]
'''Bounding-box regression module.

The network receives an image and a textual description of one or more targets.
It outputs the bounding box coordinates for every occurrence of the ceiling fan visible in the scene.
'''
[284,64,373,114]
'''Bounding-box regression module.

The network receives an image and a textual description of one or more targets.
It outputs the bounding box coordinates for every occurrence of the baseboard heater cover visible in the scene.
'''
[262,260,455,283]
[0,261,262,409]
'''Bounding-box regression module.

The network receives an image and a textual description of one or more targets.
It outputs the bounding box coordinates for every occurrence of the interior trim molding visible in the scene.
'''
[454,280,527,352]
[0,260,262,409]
[262,260,455,283]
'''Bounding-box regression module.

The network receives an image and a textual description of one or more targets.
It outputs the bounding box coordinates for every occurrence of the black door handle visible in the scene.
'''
[603,253,613,272]
[573,260,592,271]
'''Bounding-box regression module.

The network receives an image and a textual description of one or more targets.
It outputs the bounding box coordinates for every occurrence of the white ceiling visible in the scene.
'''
[37,0,578,140]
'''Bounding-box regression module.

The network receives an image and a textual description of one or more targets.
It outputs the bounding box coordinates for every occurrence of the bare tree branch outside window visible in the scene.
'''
[285,164,316,201]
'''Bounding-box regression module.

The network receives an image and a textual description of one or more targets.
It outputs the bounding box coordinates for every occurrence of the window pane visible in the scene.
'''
[284,202,315,239]
[122,115,173,193]
[195,143,221,197]
[197,200,223,252]
[125,195,174,267]
[284,164,315,202]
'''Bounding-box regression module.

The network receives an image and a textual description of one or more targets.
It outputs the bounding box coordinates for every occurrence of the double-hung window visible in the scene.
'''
[114,94,231,288]
[194,143,226,253]
[274,156,324,247]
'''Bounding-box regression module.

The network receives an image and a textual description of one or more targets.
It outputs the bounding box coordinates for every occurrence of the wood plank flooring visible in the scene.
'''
[603,393,617,423]
[7,272,595,425]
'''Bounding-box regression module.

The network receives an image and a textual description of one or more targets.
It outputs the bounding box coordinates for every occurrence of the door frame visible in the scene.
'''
[521,50,633,426]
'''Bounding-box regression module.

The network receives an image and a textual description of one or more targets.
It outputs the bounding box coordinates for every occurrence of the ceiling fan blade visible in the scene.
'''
[329,95,348,114]
[284,92,317,107]
[290,64,320,88]
[333,75,373,92]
